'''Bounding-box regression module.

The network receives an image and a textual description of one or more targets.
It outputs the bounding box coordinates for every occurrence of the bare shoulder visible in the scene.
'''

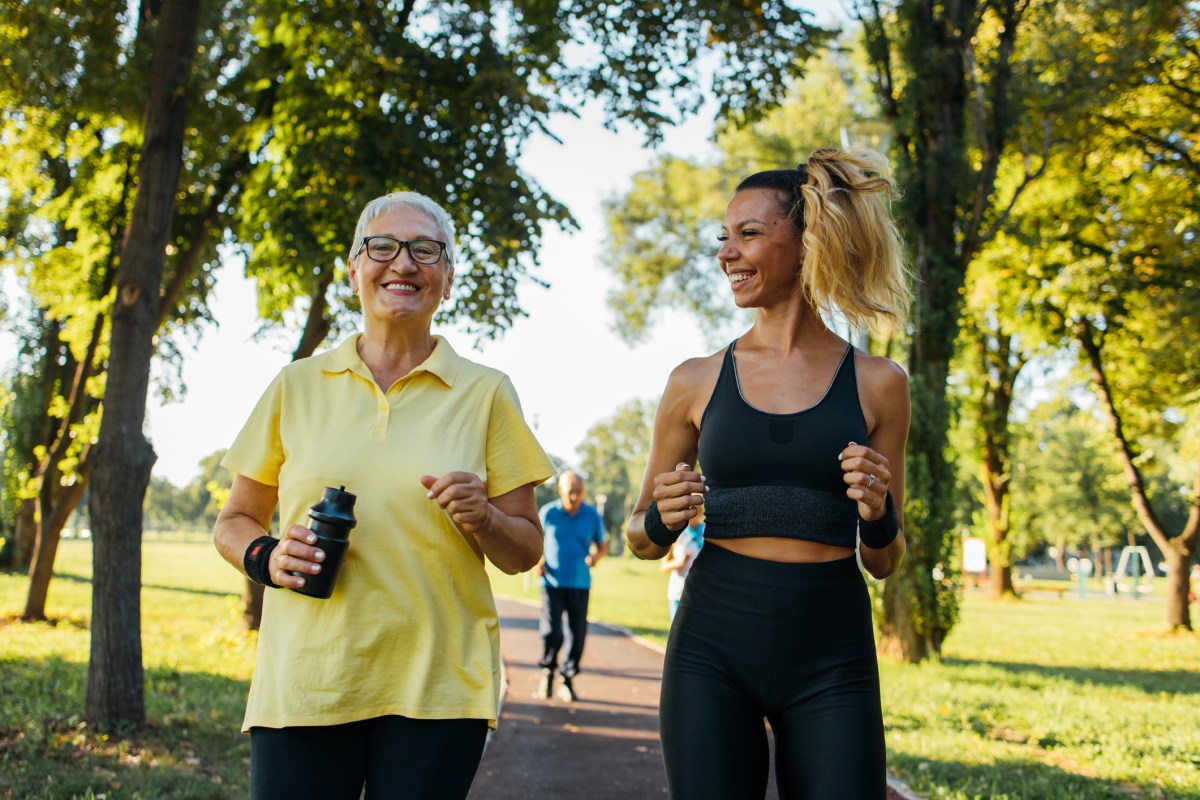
[667,349,724,391]
[854,350,909,396]
[661,348,726,427]
[854,350,910,434]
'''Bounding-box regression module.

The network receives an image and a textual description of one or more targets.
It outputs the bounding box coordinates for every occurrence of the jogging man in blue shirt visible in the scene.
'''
[534,470,607,702]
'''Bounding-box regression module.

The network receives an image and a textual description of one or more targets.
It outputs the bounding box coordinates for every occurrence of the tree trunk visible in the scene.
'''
[1163,547,1192,631]
[86,0,203,727]
[10,498,38,571]
[978,332,1023,599]
[22,235,116,617]
[291,270,334,362]
[242,580,265,629]
[23,474,88,621]
[879,573,924,661]
[863,0,980,662]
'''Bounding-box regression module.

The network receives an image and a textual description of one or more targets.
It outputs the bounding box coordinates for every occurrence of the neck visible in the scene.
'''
[745,298,838,353]
[357,325,436,388]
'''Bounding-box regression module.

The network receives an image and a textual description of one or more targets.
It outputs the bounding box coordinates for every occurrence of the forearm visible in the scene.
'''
[213,511,271,578]
[860,531,905,580]
[587,541,608,567]
[626,510,672,561]
[475,507,543,575]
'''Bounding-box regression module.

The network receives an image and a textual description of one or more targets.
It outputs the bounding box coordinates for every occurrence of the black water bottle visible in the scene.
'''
[291,485,357,599]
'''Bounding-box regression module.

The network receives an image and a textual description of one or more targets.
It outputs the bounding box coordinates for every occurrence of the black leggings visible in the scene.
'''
[660,545,886,799]
[250,715,488,800]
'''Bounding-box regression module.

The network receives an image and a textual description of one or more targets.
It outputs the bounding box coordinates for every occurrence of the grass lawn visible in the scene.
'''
[2,540,1197,799]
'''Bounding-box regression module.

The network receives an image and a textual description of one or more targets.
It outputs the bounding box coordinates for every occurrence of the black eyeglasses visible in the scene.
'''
[355,236,447,265]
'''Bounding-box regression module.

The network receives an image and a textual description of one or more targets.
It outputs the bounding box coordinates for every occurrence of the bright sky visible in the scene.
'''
[2,3,849,487]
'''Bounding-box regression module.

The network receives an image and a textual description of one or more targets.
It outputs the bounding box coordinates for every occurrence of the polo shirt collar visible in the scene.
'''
[322,334,461,388]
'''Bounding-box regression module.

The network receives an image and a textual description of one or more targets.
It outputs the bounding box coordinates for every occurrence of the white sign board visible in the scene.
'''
[963,537,988,573]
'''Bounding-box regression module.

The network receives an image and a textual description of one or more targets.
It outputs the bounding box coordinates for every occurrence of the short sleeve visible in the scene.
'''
[591,509,606,545]
[221,370,286,486]
[484,376,555,498]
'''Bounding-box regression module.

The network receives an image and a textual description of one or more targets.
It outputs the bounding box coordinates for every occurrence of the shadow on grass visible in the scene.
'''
[51,570,240,599]
[890,751,1200,800]
[943,656,1200,696]
[0,654,250,800]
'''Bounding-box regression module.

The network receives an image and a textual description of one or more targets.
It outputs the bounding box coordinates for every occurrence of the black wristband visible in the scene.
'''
[644,501,683,548]
[243,535,280,588]
[859,491,899,550]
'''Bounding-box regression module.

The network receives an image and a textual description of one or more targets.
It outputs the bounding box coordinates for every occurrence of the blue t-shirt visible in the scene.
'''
[540,501,605,589]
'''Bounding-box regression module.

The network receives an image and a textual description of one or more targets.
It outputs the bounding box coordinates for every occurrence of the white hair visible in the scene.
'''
[348,191,456,267]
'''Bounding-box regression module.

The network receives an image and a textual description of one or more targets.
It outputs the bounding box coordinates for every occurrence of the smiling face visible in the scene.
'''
[717,188,804,309]
[348,206,453,330]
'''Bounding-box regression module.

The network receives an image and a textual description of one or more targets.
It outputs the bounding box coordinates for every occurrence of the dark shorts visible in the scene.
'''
[251,714,488,800]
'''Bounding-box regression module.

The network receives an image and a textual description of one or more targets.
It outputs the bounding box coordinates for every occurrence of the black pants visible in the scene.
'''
[537,585,590,677]
[250,715,488,800]
[660,545,886,799]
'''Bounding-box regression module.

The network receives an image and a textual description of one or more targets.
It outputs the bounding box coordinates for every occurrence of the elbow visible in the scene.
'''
[513,549,543,575]
[513,536,544,574]
[211,514,238,561]
[627,535,665,561]
[494,547,541,576]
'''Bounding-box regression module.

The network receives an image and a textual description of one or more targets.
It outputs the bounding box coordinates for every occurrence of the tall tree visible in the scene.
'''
[853,0,1033,661]
[0,1,222,621]
[577,398,658,544]
[996,3,1199,628]
[853,0,1185,658]
[945,0,1192,604]
[86,0,204,726]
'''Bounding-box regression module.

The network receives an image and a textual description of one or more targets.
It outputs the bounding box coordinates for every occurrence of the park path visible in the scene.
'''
[468,597,920,800]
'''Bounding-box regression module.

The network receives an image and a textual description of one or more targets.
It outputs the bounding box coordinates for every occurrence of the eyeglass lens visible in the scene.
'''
[363,237,443,264]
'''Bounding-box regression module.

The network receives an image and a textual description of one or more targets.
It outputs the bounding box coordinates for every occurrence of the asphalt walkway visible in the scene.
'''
[468,597,919,800]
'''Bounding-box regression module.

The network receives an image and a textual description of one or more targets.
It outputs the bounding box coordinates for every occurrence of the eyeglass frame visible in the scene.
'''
[354,235,448,265]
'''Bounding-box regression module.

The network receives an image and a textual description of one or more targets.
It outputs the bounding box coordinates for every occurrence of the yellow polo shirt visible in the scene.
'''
[222,334,554,731]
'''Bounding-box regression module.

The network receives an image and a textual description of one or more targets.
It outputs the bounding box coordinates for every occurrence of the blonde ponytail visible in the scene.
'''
[799,148,910,332]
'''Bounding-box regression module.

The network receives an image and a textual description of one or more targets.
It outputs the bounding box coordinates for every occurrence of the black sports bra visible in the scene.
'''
[696,340,869,547]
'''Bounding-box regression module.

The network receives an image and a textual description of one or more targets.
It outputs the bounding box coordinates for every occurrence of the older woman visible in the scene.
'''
[213,191,554,800]
[627,148,911,799]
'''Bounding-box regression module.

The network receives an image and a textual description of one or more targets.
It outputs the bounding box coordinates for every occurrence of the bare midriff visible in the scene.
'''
[707,536,855,564]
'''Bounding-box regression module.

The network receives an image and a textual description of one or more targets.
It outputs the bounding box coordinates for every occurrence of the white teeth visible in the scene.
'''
[383,282,418,291]
[729,273,750,283]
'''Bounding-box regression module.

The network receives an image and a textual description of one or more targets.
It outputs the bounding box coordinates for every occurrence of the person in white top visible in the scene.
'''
[660,515,704,621]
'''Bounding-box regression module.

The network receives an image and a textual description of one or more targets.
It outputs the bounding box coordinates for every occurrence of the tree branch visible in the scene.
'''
[1074,318,1175,552]
[974,117,1051,251]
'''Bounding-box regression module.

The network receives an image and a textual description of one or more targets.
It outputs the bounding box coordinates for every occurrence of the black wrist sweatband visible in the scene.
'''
[644,501,682,548]
[243,535,280,588]
[859,492,899,550]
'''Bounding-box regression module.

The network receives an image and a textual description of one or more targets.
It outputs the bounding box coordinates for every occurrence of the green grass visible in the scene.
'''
[3,542,1198,799]
[1,538,254,799]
